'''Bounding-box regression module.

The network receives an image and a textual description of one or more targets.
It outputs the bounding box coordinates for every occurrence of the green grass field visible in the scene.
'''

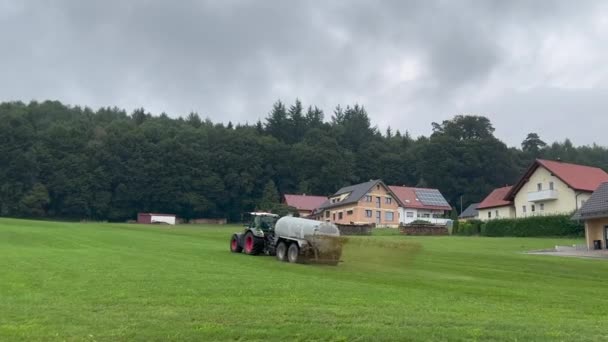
[1,218,607,341]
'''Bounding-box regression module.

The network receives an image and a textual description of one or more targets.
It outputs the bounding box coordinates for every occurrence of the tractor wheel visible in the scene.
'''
[243,231,264,255]
[287,243,301,263]
[276,241,288,262]
[230,234,242,253]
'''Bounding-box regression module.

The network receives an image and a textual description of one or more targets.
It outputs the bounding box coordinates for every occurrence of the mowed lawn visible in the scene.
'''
[1,219,607,341]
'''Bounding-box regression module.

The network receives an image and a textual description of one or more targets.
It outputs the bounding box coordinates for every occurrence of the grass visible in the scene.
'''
[1,218,607,341]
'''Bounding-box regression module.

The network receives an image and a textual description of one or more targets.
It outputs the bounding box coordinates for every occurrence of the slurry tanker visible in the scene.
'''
[230,213,342,265]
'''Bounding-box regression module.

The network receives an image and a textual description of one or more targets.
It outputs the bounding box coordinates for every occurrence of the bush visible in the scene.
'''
[482,215,583,237]
[454,219,483,236]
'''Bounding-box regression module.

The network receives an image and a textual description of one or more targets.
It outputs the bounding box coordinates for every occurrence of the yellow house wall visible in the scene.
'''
[585,219,608,249]
[513,166,590,218]
[322,184,399,227]
[477,205,515,221]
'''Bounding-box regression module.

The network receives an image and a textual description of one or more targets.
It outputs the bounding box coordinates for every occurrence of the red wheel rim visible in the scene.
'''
[231,238,237,250]
[245,235,253,252]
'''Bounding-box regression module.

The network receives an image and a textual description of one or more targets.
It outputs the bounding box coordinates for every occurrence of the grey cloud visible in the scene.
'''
[0,0,607,145]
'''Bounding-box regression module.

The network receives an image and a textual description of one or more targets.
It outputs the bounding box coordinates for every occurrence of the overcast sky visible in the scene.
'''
[1,0,608,146]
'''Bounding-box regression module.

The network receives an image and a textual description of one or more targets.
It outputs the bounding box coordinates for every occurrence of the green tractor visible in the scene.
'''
[229,212,279,256]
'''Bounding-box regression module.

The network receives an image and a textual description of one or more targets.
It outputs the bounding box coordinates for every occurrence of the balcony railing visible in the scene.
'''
[527,189,558,202]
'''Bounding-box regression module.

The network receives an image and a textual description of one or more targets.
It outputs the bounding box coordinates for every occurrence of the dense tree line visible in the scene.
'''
[2,100,608,222]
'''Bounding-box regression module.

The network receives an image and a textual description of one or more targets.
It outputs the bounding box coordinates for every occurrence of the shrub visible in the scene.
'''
[482,215,583,237]
[454,219,483,236]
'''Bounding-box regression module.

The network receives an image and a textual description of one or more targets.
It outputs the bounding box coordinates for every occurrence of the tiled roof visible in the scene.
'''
[388,186,452,211]
[459,203,479,218]
[283,194,327,211]
[477,186,513,209]
[572,182,608,220]
[537,159,608,192]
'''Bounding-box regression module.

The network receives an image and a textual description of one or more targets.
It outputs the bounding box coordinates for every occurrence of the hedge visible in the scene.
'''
[482,214,584,237]
[454,220,483,236]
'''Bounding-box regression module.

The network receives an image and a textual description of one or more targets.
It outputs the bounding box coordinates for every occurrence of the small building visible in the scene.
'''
[137,213,176,225]
[477,186,514,221]
[389,186,452,225]
[318,179,402,227]
[459,203,480,221]
[572,182,608,250]
[283,194,328,217]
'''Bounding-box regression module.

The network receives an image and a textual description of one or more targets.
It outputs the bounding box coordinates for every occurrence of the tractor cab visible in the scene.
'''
[246,212,279,232]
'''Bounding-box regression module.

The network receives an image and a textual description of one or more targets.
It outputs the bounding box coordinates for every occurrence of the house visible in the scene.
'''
[572,182,608,250]
[477,159,608,221]
[318,180,402,227]
[137,213,176,225]
[505,159,608,218]
[477,186,514,221]
[459,203,480,221]
[283,194,328,217]
[388,186,452,225]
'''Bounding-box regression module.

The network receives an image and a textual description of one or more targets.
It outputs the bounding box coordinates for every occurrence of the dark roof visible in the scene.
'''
[389,186,452,211]
[320,179,404,210]
[477,186,513,209]
[283,194,328,211]
[506,159,608,200]
[572,182,608,220]
[459,203,479,219]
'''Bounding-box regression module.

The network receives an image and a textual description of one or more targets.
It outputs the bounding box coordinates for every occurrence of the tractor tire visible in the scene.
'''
[243,231,264,255]
[275,241,288,262]
[230,234,242,253]
[287,243,301,263]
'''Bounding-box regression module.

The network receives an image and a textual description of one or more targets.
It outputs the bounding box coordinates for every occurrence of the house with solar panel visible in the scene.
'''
[389,186,452,225]
[318,180,403,227]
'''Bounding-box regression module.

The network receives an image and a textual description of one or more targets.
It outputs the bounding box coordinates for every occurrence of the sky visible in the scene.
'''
[1,0,608,146]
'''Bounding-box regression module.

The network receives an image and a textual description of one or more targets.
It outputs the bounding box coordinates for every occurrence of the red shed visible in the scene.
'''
[137,213,176,225]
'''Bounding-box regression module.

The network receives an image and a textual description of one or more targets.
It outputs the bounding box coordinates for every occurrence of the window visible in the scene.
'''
[347,210,353,215]
[406,212,414,218]
[488,211,492,218]
[540,203,544,211]
[549,182,554,190]
[376,211,381,223]
[495,210,499,218]
[376,197,381,208]
[377,185,380,190]
[385,212,394,221]
[332,213,336,220]
[365,210,372,217]
[423,213,430,218]
[325,211,330,218]
[338,212,343,220]
[537,183,542,191]
[531,204,536,212]
[522,205,527,213]
[385,197,392,204]
[365,195,372,202]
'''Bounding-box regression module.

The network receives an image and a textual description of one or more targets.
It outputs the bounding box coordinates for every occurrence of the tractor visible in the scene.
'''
[230,213,343,265]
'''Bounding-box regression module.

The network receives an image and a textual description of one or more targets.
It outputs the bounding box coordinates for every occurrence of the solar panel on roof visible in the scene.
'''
[414,189,450,207]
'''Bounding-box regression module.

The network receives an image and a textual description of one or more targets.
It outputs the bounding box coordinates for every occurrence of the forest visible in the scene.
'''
[2,99,608,222]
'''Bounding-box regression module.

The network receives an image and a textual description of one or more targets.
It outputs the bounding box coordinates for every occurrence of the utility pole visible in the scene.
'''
[460,195,463,213]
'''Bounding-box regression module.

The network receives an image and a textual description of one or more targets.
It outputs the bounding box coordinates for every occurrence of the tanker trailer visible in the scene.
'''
[274,217,342,265]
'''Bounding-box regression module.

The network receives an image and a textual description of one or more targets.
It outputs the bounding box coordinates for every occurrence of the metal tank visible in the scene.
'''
[274,216,340,240]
